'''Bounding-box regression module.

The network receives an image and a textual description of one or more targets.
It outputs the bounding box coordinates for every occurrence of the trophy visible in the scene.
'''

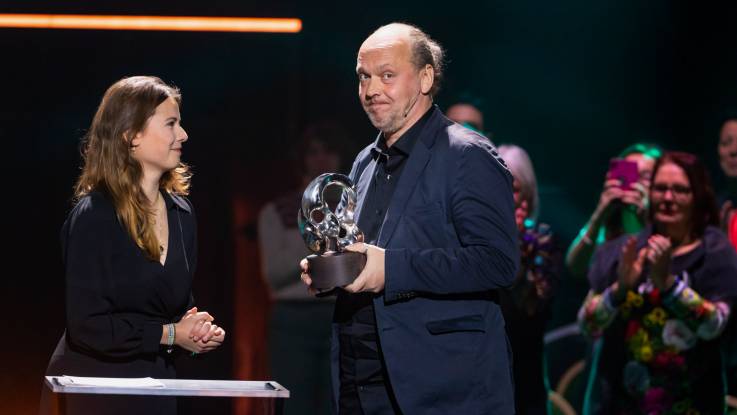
[298,173,366,291]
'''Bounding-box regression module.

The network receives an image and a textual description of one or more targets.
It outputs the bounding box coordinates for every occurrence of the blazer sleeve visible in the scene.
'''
[384,142,519,299]
[63,200,162,358]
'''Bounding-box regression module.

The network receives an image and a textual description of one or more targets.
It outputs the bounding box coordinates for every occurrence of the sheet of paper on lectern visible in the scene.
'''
[58,376,165,388]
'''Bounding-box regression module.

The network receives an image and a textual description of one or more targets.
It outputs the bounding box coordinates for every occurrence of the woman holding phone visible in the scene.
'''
[566,143,662,278]
[41,76,225,415]
[578,151,737,413]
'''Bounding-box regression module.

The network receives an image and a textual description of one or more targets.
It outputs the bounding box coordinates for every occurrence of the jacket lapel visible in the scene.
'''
[377,109,444,247]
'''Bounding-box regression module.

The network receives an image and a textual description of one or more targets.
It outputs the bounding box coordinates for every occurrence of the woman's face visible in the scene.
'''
[131,97,188,176]
[651,162,693,229]
[718,120,737,178]
[303,140,340,178]
[512,178,529,229]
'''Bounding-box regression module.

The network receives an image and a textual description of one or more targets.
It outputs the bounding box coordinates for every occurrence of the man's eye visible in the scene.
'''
[382,73,394,80]
[358,73,369,81]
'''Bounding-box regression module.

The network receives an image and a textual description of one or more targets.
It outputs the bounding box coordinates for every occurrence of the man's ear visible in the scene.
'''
[420,64,434,95]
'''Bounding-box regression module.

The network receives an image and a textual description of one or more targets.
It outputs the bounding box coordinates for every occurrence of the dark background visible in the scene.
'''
[2,1,737,413]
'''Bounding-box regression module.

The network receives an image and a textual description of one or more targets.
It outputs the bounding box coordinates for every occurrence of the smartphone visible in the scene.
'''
[608,158,639,190]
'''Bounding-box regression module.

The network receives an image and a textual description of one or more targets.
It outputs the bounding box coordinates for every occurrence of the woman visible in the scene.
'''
[566,143,661,278]
[578,152,737,413]
[41,76,225,415]
[716,115,737,243]
[497,144,560,415]
[715,113,737,402]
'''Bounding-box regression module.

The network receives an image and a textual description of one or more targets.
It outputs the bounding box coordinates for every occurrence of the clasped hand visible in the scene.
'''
[175,307,226,354]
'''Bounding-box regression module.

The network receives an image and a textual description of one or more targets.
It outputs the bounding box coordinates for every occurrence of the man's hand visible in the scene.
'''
[343,243,385,293]
[300,258,321,296]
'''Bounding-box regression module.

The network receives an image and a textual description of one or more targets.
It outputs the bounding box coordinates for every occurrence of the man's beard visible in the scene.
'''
[365,106,402,137]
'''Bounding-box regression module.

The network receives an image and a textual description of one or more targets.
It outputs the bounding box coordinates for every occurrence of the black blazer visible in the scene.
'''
[331,107,520,414]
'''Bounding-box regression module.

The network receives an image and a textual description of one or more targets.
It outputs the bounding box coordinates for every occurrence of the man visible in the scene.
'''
[300,22,519,414]
[446,101,485,134]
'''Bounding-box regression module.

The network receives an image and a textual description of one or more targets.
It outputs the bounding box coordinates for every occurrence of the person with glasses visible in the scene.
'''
[578,151,737,413]
[566,143,662,279]
[497,144,561,415]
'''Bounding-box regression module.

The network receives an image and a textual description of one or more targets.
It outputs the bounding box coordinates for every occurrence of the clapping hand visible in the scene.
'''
[616,237,647,294]
[644,235,675,291]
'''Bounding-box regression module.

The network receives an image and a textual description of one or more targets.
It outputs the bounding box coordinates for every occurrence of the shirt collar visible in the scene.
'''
[162,190,192,213]
[371,105,435,160]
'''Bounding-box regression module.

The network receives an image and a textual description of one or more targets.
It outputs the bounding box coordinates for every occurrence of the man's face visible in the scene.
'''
[356,36,421,137]
[446,103,484,132]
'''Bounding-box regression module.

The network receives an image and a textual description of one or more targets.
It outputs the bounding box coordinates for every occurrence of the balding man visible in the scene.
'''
[301,23,518,414]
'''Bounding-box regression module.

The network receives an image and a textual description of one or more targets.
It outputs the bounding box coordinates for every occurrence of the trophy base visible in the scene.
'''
[307,251,367,291]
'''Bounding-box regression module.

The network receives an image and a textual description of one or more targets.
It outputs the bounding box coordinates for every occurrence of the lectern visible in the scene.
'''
[45,376,290,415]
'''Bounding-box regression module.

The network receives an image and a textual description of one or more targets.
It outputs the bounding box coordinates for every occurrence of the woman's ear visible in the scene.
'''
[125,131,142,151]
[420,64,435,95]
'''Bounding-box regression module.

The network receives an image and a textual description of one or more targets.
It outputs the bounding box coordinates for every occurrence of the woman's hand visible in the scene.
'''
[175,307,223,353]
[593,178,625,223]
[617,237,646,293]
[720,200,734,230]
[646,235,674,291]
[180,307,212,340]
[621,182,648,216]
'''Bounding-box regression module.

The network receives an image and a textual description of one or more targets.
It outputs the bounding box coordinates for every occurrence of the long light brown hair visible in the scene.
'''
[75,76,191,261]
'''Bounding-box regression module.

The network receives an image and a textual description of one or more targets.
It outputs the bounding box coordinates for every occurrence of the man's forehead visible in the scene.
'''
[357,38,411,67]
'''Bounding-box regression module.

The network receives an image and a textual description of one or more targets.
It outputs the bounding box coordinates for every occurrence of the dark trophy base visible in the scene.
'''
[307,251,367,291]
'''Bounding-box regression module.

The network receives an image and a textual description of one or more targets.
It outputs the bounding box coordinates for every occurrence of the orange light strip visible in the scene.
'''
[0,14,302,33]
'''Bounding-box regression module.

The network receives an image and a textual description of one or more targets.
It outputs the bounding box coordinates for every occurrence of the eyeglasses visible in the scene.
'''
[651,183,692,197]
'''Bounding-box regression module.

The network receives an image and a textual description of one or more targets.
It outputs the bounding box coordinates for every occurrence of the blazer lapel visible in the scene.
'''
[377,112,443,247]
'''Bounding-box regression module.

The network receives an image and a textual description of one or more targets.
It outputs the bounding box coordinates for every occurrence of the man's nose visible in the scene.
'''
[364,75,381,99]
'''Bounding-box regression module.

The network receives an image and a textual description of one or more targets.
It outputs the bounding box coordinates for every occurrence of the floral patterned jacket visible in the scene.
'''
[578,226,737,414]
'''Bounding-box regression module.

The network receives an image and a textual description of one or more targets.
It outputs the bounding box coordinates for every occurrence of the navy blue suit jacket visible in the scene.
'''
[332,107,519,414]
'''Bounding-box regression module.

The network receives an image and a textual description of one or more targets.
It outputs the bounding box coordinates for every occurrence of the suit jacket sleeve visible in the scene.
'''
[384,142,519,299]
[63,199,163,358]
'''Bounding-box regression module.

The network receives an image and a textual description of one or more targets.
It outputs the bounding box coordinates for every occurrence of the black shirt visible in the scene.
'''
[335,107,433,389]
[43,189,197,415]
[51,189,196,362]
